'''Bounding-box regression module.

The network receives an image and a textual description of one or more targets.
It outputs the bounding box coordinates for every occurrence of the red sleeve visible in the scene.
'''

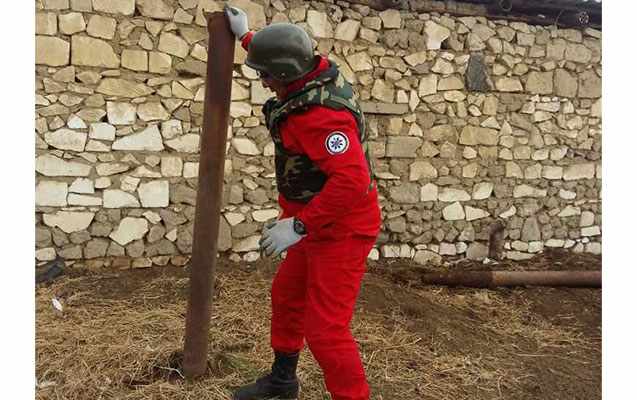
[241,31,254,51]
[283,107,372,234]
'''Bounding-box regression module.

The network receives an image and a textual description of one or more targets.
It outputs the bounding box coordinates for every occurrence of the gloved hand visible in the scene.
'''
[224,5,249,40]
[259,218,305,258]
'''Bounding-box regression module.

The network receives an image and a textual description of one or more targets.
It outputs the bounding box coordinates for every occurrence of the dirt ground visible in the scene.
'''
[35,249,601,400]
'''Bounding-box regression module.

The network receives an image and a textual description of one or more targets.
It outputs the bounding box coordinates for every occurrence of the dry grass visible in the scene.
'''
[36,256,601,400]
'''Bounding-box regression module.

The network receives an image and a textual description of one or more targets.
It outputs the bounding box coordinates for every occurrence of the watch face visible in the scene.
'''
[294,218,306,234]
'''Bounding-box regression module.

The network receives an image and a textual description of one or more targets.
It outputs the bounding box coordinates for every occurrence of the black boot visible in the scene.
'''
[233,351,300,400]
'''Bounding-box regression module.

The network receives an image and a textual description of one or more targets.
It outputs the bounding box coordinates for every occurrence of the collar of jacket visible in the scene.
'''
[280,55,331,100]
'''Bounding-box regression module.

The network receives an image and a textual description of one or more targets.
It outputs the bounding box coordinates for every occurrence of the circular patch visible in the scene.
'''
[325,131,349,155]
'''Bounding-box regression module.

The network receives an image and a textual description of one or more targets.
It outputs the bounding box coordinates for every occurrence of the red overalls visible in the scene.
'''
[242,33,382,400]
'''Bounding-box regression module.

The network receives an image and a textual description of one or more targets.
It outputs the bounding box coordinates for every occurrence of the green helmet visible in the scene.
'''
[246,23,316,83]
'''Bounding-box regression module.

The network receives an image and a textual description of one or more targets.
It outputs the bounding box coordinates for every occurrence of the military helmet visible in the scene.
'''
[246,23,316,83]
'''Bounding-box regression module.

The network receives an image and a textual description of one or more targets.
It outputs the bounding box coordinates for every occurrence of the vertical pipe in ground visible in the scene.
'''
[182,11,235,379]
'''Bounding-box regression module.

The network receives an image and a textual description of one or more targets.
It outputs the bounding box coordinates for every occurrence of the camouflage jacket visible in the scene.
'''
[262,60,373,203]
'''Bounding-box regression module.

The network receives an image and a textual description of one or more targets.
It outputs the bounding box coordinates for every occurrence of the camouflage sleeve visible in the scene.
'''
[288,106,372,234]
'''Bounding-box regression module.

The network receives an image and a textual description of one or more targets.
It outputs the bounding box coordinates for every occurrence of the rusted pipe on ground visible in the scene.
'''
[420,270,601,288]
[182,11,234,379]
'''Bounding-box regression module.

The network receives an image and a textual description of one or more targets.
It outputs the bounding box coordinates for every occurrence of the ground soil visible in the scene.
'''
[35,249,601,400]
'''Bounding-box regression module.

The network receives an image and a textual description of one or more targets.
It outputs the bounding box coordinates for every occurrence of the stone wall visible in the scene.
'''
[35,0,602,269]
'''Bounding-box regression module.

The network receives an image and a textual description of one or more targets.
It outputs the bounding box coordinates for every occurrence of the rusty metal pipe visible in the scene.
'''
[182,11,235,379]
[420,270,601,288]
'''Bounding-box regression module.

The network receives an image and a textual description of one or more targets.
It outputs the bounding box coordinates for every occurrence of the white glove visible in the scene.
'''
[259,218,305,258]
[224,5,249,40]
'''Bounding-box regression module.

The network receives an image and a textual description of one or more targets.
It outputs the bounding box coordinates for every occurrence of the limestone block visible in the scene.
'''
[106,102,136,125]
[424,21,450,50]
[71,36,119,68]
[112,125,164,151]
[439,188,471,202]
[420,183,438,202]
[137,102,169,122]
[43,211,94,233]
[103,189,140,208]
[335,19,360,42]
[36,181,68,207]
[137,0,174,20]
[525,71,553,95]
[59,12,85,34]
[165,134,200,153]
[386,137,422,158]
[122,49,148,72]
[158,33,189,58]
[307,10,333,38]
[93,0,135,15]
[110,217,149,246]
[564,163,595,181]
[138,181,169,208]
[36,154,91,177]
[346,52,373,72]
[36,36,70,66]
[379,9,401,29]
[442,202,465,221]
[44,128,87,152]
[149,52,172,74]
[36,13,58,35]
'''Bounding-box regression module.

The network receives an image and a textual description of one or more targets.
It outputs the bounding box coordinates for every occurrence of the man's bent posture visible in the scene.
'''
[225,6,382,400]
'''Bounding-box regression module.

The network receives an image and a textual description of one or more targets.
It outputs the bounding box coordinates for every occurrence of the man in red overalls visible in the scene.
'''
[225,6,382,400]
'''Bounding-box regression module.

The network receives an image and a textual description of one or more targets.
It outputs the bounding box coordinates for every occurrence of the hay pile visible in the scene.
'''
[36,255,601,399]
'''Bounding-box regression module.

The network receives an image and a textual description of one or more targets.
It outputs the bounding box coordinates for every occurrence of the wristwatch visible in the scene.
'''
[293,217,307,235]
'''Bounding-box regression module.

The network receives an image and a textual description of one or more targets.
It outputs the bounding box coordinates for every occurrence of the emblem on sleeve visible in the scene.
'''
[325,131,349,155]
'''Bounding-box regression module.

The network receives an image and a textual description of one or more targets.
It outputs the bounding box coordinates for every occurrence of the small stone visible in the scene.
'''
[418,75,438,97]
[379,9,401,29]
[36,154,91,177]
[36,248,57,262]
[44,128,87,152]
[389,184,420,204]
[521,217,541,241]
[137,0,174,20]
[499,206,516,218]
[386,137,422,158]
[158,33,189,58]
[110,217,149,246]
[106,101,137,125]
[465,206,489,221]
[347,52,373,72]
[514,184,547,198]
[495,77,523,92]
[371,80,394,103]
[307,10,333,38]
[442,202,465,220]
[36,36,70,66]
[472,182,494,200]
[86,14,116,39]
[103,189,140,208]
[137,181,169,208]
[466,243,488,260]
[165,134,200,153]
[431,59,454,75]
[42,211,95,233]
[459,126,498,146]
[89,123,116,141]
[121,49,148,72]
[97,79,153,98]
[424,21,450,50]
[565,44,592,63]
[581,226,601,237]
[578,69,601,98]
[564,163,595,181]
[420,183,438,202]
[335,19,360,42]
[137,102,169,122]
[231,137,260,155]
[93,0,135,15]
[580,211,595,227]
[71,36,119,68]
[68,193,101,206]
[409,161,437,181]
[36,12,58,35]
[252,209,279,222]
[84,239,108,259]
[36,181,68,207]
[233,235,260,252]
[94,177,111,189]
[69,178,94,194]
[160,156,183,177]
[525,71,553,94]
[413,250,442,266]
[506,251,534,261]
[149,52,172,74]
[59,12,86,35]
[112,125,164,151]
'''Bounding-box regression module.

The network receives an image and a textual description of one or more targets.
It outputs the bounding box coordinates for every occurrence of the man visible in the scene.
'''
[225,6,382,400]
